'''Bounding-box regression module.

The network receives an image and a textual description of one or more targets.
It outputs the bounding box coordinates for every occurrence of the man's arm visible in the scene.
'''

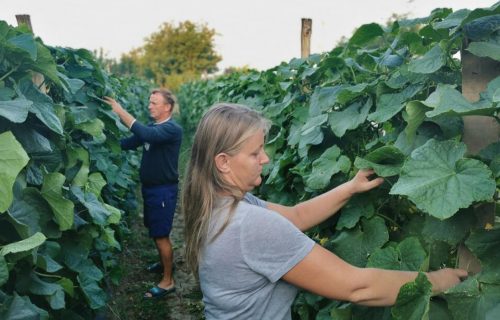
[121,135,142,150]
[103,97,136,128]
[129,121,181,144]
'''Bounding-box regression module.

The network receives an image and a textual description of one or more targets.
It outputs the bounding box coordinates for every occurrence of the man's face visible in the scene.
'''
[148,92,171,122]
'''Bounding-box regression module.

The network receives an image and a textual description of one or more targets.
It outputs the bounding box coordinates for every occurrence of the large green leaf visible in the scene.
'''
[7,197,41,238]
[66,147,89,186]
[0,99,32,123]
[403,101,432,143]
[309,86,344,115]
[390,139,496,219]
[465,228,500,270]
[12,127,52,153]
[37,241,63,273]
[0,131,29,212]
[354,146,405,177]
[348,23,385,47]
[445,277,500,320]
[433,9,471,29]
[22,188,62,239]
[41,173,74,231]
[408,44,446,74]
[19,80,63,135]
[75,118,105,140]
[423,84,498,117]
[103,203,122,225]
[463,14,500,41]
[368,84,423,123]
[421,210,475,246]
[31,42,63,87]
[328,99,371,137]
[0,232,46,256]
[0,292,49,320]
[300,114,328,145]
[330,216,389,267]
[392,273,432,320]
[367,237,427,271]
[77,274,107,310]
[85,172,107,197]
[28,273,65,310]
[336,194,375,230]
[7,33,37,60]
[305,145,351,190]
[467,41,500,61]
[71,186,110,225]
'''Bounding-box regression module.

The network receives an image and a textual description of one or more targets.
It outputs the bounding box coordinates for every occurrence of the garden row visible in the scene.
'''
[0,21,151,318]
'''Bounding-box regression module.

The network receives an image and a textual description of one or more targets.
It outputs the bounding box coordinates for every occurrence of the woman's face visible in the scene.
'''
[222,130,269,192]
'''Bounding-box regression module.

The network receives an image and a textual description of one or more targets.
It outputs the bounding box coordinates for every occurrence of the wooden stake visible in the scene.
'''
[15,14,47,93]
[15,14,33,31]
[301,18,312,59]
[458,43,500,274]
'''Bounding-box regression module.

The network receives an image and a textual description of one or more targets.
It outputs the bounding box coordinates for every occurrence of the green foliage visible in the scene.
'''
[0,20,151,318]
[115,21,221,90]
[178,3,500,319]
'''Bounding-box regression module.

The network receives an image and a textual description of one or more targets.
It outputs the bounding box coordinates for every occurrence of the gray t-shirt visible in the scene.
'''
[199,193,315,320]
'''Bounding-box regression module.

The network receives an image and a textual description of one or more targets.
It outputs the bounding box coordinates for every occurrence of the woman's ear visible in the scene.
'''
[214,153,231,173]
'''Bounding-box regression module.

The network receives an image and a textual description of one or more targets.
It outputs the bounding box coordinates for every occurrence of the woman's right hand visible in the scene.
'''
[427,268,468,294]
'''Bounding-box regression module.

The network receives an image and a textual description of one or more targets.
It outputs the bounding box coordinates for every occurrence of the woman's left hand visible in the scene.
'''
[347,169,384,194]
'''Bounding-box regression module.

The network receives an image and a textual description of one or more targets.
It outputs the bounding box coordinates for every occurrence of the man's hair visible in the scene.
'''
[152,88,176,112]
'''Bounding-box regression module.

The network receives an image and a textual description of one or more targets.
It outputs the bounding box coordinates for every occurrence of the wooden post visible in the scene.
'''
[15,14,47,93]
[15,15,33,31]
[301,18,312,59]
[458,43,500,274]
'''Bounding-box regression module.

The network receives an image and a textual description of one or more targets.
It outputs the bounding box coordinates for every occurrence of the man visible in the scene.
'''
[104,89,182,299]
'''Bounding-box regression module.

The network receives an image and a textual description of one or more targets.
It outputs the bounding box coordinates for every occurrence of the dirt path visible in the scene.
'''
[106,201,204,320]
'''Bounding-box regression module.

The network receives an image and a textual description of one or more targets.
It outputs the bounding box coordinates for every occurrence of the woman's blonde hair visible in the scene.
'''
[182,103,270,275]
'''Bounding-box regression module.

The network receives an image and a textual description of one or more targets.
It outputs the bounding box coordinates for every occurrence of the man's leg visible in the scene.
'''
[155,236,174,289]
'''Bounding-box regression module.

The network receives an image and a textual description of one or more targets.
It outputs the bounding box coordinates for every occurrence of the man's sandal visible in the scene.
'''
[143,285,176,299]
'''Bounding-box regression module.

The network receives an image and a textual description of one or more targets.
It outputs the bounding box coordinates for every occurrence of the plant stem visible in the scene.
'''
[34,271,64,279]
[376,212,402,229]
[0,67,18,82]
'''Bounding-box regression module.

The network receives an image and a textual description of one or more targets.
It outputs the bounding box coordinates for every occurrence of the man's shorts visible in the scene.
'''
[141,183,178,238]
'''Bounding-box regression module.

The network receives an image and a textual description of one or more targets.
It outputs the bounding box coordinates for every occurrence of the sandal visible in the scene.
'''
[143,285,176,299]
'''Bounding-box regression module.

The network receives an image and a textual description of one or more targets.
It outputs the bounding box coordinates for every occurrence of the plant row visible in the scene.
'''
[0,21,151,318]
[177,3,500,319]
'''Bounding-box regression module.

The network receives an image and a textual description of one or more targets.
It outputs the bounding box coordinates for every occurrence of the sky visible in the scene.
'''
[3,0,497,71]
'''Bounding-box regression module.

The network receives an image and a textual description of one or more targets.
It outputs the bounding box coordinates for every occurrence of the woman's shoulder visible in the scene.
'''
[242,192,267,208]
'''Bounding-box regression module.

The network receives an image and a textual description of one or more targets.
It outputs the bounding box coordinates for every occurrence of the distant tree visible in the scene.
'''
[223,65,253,75]
[113,21,221,90]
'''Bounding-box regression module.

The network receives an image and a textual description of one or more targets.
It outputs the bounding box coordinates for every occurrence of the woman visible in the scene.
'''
[182,103,466,319]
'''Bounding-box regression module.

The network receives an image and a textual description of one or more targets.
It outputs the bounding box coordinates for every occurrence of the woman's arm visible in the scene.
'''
[282,244,467,306]
[268,170,383,231]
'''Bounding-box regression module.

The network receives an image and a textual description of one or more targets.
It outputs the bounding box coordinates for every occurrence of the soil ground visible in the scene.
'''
[105,201,204,320]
